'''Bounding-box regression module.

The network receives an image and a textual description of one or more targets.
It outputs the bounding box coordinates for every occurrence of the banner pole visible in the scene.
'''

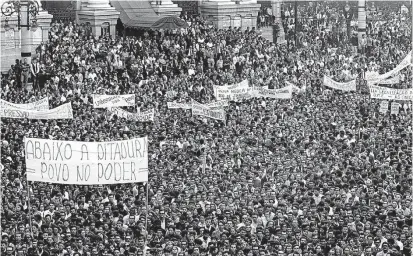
[145,182,149,232]
[0,165,2,235]
[26,179,34,238]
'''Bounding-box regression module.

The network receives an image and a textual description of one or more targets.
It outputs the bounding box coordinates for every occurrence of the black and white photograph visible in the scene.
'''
[0,0,412,255]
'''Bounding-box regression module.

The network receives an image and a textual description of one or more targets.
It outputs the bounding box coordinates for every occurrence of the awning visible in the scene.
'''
[111,0,188,29]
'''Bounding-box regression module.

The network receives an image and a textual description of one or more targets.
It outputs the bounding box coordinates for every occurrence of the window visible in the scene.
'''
[101,22,110,36]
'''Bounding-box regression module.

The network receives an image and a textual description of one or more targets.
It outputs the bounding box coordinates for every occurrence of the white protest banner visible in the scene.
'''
[369,85,413,101]
[0,98,49,111]
[214,79,249,99]
[205,100,229,109]
[391,102,400,115]
[135,109,155,122]
[0,103,73,119]
[24,137,148,185]
[367,75,400,86]
[93,94,135,108]
[367,51,412,84]
[167,102,192,110]
[110,108,155,122]
[323,76,357,91]
[253,86,292,99]
[216,87,255,101]
[191,100,226,121]
[379,101,388,114]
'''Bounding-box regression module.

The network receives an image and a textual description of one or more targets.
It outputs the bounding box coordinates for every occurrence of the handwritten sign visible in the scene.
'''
[110,108,155,122]
[24,137,148,185]
[0,98,49,111]
[0,102,73,119]
[390,102,400,115]
[167,102,192,109]
[369,85,413,101]
[253,86,292,99]
[191,100,226,121]
[93,94,135,108]
[323,76,356,91]
[379,101,388,114]
[205,100,229,109]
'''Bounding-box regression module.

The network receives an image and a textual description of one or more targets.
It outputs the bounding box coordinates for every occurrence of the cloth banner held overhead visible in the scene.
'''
[367,75,401,86]
[167,102,192,109]
[253,86,292,99]
[0,103,73,119]
[24,137,148,185]
[323,76,357,91]
[216,87,255,101]
[391,102,400,115]
[214,79,249,100]
[214,79,249,92]
[366,51,412,84]
[379,101,389,114]
[191,100,226,121]
[110,108,155,122]
[0,98,49,111]
[93,94,135,108]
[205,100,229,109]
[369,85,413,101]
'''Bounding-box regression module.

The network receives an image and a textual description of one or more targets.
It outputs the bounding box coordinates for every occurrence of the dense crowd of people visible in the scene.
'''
[1,2,412,256]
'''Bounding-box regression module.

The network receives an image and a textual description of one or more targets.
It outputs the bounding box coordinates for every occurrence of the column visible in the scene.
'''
[272,0,286,44]
[358,0,366,43]
[20,1,32,64]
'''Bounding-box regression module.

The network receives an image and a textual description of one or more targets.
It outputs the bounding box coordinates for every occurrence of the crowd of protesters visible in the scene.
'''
[1,2,412,256]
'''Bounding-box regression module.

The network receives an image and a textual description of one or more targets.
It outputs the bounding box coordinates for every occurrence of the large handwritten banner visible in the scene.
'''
[214,79,249,100]
[110,108,155,122]
[253,86,292,99]
[0,103,73,119]
[216,87,255,101]
[367,51,412,84]
[167,102,192,110]
[191,100,226,121]
[369,85,413,101]
[93,94,135,108]
[323,76,356,91]
[24,137,148,185]
[0,98,49,111]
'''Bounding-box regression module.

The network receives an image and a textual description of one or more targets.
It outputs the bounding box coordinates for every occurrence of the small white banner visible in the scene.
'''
[93,94,135,108]
[191,100,226,121]
[379,101,388,114]
[205,100,229,109]
[167,102,192,110]
[253,86,292,99]
[24,137,148,185]
[0,103,73,119]
[109,108,155,122]
[391,102,400,115]
[323,76,357,91]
